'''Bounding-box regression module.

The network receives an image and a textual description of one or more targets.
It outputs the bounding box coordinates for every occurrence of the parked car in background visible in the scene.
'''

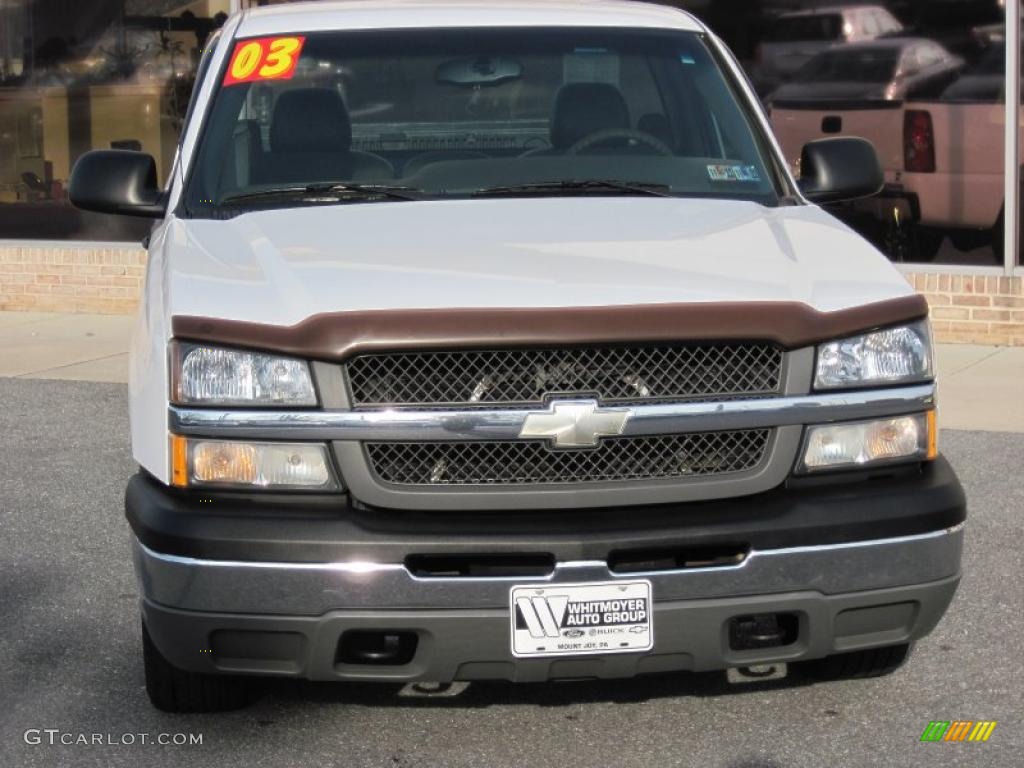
[753,5,903,94]
[885,0,1004,65]
[940,41,1005,103]
[770,39,963,104]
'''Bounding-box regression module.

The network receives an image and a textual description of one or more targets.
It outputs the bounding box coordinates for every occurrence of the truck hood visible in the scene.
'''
[162,197,913,328]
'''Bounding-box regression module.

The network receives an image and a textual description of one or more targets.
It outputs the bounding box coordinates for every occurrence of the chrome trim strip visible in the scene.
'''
[758,522,965,556]
[133,523,963,615]
[169,383,935,441]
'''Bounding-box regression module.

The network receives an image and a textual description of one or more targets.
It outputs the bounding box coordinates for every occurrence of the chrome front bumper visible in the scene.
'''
[133,523,964,616]
[136,525,963,681]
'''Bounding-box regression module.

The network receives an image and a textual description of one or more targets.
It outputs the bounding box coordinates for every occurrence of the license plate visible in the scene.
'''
[509,580,653,658]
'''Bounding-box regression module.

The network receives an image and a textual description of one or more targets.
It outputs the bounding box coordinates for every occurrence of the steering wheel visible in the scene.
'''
[565,128,674,157]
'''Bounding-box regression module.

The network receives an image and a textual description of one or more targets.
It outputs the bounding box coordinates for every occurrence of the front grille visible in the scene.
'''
[346,344,783,407]
[366,429,772,486]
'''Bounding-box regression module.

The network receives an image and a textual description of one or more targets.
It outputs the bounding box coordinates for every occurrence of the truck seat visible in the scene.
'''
[261,88,394,182]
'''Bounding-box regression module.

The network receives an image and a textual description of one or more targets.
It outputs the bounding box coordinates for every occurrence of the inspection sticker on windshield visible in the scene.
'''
[223,36,305,86]
[510,581,652,658]
[707,163,761,183]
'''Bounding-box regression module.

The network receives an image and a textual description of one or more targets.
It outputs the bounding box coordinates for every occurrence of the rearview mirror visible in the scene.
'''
[69,150,166,218]
[436,56,522,87]
[798,137,883,204]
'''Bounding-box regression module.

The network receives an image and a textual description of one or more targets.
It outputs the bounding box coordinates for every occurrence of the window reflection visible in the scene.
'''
[0,0,1018,267]
[704,0,1008,268]
[0,0,226,240]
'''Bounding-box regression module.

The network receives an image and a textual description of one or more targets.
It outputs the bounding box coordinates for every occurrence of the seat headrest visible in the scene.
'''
[270,88,352,154]
[550,83,631,150]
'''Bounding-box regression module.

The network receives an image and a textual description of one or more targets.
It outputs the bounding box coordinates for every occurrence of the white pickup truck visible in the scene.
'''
[69,0,964,712]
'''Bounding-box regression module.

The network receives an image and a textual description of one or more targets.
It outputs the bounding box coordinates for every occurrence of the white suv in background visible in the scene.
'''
[755,5,903,94]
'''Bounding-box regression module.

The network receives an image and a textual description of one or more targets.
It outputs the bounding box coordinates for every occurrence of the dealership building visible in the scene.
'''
[1,0,1022,344]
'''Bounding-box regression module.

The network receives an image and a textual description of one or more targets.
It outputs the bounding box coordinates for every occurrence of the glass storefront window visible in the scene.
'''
[0,0,227,240]
[743,0,1009,267]
[0,0,1019,267]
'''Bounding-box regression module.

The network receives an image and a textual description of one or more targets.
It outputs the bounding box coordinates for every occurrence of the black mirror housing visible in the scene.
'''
[798,137,884,205]
[69,150,166,218]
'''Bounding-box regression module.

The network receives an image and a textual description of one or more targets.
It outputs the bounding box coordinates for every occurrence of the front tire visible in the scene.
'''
[793,643,911,681]
[142,622,257,712]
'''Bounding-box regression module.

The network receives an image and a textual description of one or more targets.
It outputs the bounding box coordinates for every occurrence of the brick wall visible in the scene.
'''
[0,244,146,315]
[910,273,1024,346]
[2,243,1023,345]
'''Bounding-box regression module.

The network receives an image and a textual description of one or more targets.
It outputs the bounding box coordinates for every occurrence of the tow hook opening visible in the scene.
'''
[728,613,800,651]
[405,553,555,578]
[336,630,418,666]
[608,545,748,574]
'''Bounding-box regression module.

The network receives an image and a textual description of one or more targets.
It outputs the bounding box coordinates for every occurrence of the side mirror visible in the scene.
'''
[798,137,884,204]
[69,150,166,218]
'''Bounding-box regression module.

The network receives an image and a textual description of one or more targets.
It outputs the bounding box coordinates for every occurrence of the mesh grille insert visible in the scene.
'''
[346,344,783,407]
[366,429,772,486]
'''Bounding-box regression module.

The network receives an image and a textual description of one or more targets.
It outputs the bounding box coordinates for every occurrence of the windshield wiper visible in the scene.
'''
[472,179,672,198]
[220,182,423,206]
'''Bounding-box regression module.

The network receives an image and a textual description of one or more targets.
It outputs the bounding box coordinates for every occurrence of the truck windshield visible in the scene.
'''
[184,27,783,213]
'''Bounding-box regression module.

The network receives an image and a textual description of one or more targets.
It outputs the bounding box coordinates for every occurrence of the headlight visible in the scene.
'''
[172,343,316,406]
[170,436,337,489]
[797,412,937,473]
[814,320,933,390]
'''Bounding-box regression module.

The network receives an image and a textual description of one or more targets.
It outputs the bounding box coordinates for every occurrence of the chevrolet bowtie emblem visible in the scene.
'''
[519,399,632,448]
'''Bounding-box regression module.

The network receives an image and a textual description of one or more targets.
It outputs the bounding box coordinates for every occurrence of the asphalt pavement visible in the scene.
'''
[1,377,1021,768]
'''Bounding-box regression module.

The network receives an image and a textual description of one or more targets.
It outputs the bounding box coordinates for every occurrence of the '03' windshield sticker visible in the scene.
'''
[707,164,761,183]
[223,36,305,86]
